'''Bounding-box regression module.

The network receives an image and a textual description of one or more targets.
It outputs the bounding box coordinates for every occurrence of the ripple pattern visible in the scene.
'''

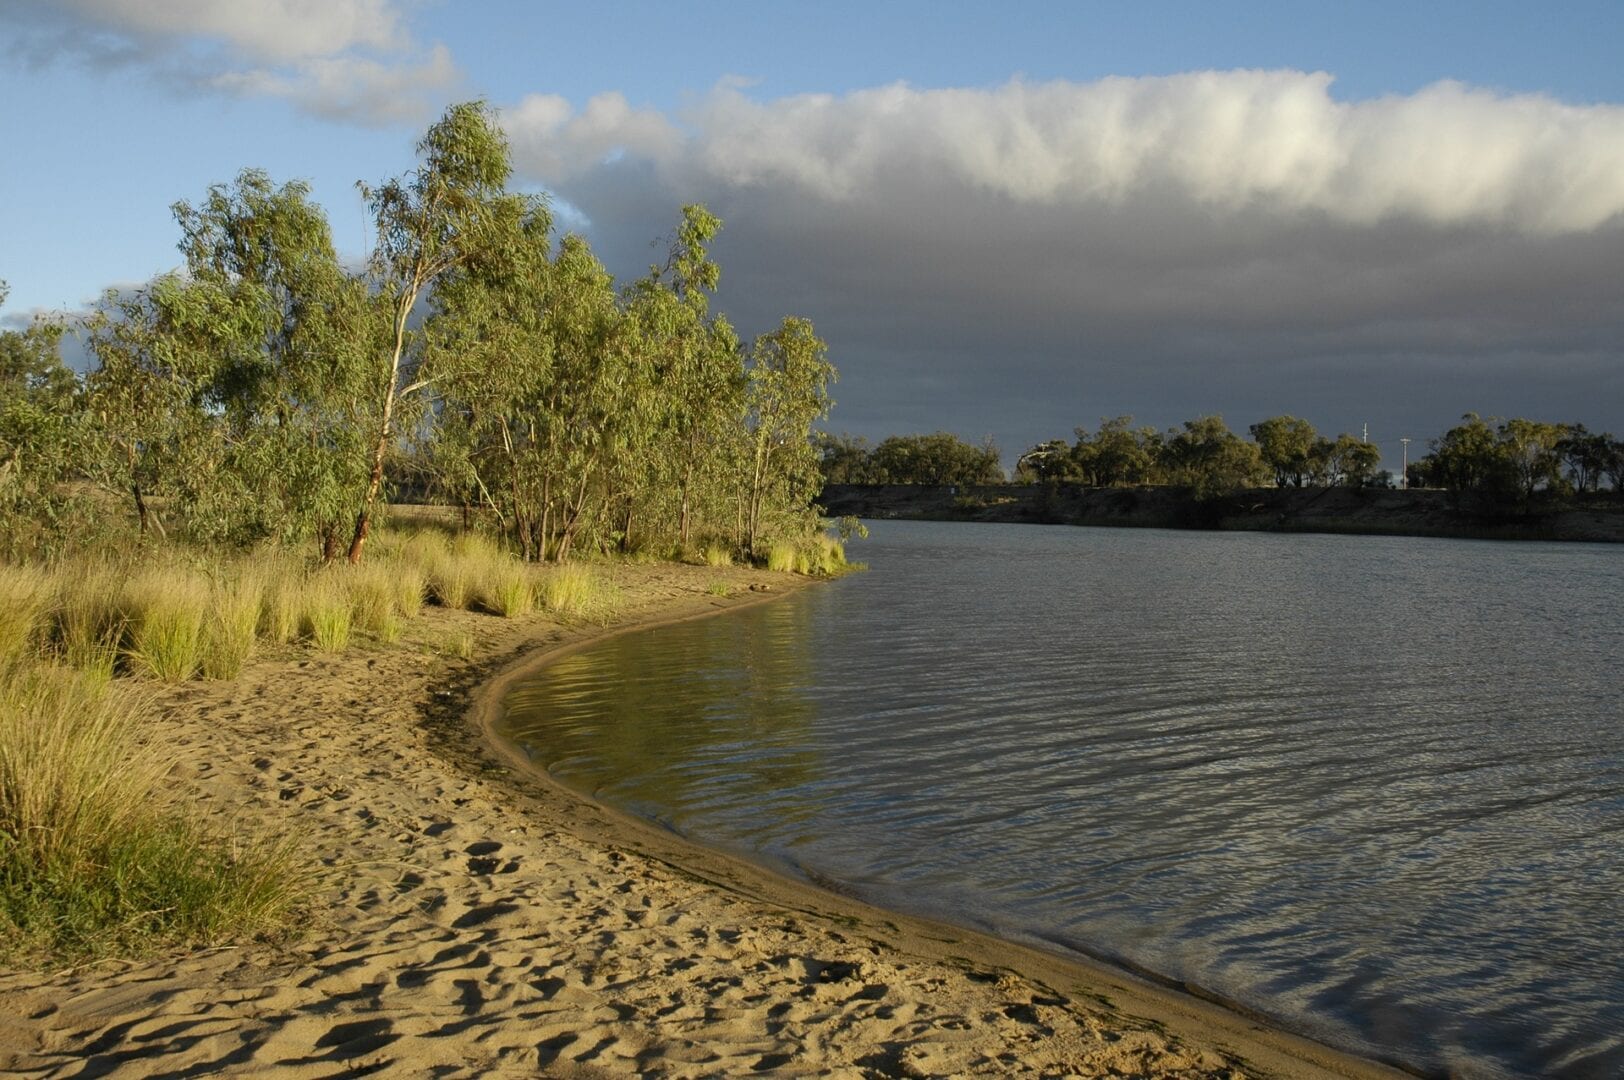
[499,522,1624,1079]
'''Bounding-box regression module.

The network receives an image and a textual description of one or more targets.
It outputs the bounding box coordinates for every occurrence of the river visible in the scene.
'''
[497,521,1624,1078]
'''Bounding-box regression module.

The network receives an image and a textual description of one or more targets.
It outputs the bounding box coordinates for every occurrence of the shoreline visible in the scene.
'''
[1,561,1407,1078]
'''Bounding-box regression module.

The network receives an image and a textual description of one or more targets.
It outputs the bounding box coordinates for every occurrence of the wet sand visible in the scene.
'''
[0,562,1405,1078]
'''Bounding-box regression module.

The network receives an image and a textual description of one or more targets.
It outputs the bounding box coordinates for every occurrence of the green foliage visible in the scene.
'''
[0,294,83,555]
[837,431,1004,486]
[1161,416,1268,499]
[123,569,209,682]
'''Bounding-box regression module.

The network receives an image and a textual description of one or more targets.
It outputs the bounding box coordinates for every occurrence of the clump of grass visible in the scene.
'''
[52,564,125,683]
[257,558,306,645]
[702,541,733,568]
[706,581,731,597]
[201,568,262,680]
[344,563,402,642]
[122,567,208,682]
[539,563,616,620]
[0,565,52,673]
[765,541,797,573]
[481,561,536,618]
[438,630,474,660]
[0,665,303,960]
[301,576,352,653]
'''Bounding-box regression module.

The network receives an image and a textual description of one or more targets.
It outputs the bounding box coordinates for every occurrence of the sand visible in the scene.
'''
[0,562,1405,1078]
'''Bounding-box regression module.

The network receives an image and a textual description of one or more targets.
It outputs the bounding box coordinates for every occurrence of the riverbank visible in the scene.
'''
[820,483,1624,543]
[0,561,1402,1078]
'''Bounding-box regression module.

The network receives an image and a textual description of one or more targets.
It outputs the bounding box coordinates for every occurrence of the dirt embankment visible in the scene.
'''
[821,484,1624,543]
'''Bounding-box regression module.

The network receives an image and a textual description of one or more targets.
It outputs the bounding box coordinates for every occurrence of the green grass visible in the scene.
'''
[122,568,208,682]
[480,561,536,618]
[539,563,617,619]
[765,541,797,573]
[301,577,352,653]
[702,541,733,568]
[0,665,303,960]
[201,570,262,680]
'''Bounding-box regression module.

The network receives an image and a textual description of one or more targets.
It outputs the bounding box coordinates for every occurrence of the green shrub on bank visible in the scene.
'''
[0,665,303,959]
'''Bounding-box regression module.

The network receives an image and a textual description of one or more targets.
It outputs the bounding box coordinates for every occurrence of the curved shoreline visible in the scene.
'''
[0,560,1413,1078]
[467,576,1411,1080]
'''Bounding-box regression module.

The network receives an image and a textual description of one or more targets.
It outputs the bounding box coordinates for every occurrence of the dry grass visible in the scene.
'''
[0,665,304,959]
[539,563,618,620]
[121,567,209,682]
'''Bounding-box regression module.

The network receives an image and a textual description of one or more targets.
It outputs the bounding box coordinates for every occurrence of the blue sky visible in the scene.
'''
[4,1,1623,460]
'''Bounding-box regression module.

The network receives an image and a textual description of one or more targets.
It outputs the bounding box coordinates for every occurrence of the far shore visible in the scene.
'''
[821,482,1624,544]
[0,560,1406,1078]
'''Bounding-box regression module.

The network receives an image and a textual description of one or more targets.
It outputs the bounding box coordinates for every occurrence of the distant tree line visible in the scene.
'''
[1407,414,1623,499]
[0,102,835,562]
[816,431,1004,487]
[815,413,1623,503]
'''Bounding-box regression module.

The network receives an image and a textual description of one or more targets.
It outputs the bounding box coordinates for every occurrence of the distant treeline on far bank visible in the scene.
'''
[818,414,1624,501]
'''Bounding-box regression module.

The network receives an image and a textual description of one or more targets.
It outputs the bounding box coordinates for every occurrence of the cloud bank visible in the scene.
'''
[9,0,456,125]
[504,74,1624,457]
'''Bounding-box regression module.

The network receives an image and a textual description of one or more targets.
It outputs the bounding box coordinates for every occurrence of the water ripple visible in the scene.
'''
[499,522,1624,1080]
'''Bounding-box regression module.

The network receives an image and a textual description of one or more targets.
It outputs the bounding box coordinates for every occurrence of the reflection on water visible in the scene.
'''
[498,522,1624,1079]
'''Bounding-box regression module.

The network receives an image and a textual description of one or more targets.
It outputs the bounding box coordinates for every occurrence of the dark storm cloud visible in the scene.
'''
[508,73,1624,463]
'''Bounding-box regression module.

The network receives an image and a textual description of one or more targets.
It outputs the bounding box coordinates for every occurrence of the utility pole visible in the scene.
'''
[1363,422,1369,444]
[1400,437,1411,488]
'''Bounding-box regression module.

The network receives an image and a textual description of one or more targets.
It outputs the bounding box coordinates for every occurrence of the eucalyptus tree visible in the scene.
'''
[621,205,742,547]
[349,100,524,562]
[1556,424,1612,494]
[1159,416,1266,498]
[1250,415,1319,487]
[169,169,376,555]
[0,282,80,551]
[741,316,834,554]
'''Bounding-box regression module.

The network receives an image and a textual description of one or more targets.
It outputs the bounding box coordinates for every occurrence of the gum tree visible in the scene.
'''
[350,100,521,562]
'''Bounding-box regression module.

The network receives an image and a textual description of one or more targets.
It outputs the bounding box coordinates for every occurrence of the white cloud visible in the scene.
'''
[501,73,1624,455]
[212,43,458,126]
[9,0,454,125]
[50,0,406,62]
[508,72,1624,234]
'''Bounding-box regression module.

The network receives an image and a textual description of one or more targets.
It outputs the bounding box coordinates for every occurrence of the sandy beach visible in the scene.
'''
[0,562,1404,1078]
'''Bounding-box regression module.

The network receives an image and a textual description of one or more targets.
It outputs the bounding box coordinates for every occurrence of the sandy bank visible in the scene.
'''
[0,561,1405,1078]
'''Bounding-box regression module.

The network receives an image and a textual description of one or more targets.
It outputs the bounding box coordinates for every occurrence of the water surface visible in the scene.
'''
[499,522,1624,1078]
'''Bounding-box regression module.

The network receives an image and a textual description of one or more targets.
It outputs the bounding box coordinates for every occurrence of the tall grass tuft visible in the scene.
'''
[52,563,125,683]
[344,563,401,642]
[122,568,208,682]
[201,567,262,680]
[0,565,52,673]
[301,576,352,653]
[257,558,306,645]
[480,560,536,618]
[0,665,304,959]
[539,563,616,620]
[765,541,797,573]
[703,541,733,568]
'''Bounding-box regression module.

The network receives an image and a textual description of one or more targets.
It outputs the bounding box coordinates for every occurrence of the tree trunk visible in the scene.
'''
[131,482,149,536]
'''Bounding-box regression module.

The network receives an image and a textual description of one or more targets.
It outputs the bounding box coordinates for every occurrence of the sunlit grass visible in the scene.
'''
[0,665,304,960]
[0,565,51,674]
[301,576,352,653]
[122,567,208,682]
[539,563,617,620]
